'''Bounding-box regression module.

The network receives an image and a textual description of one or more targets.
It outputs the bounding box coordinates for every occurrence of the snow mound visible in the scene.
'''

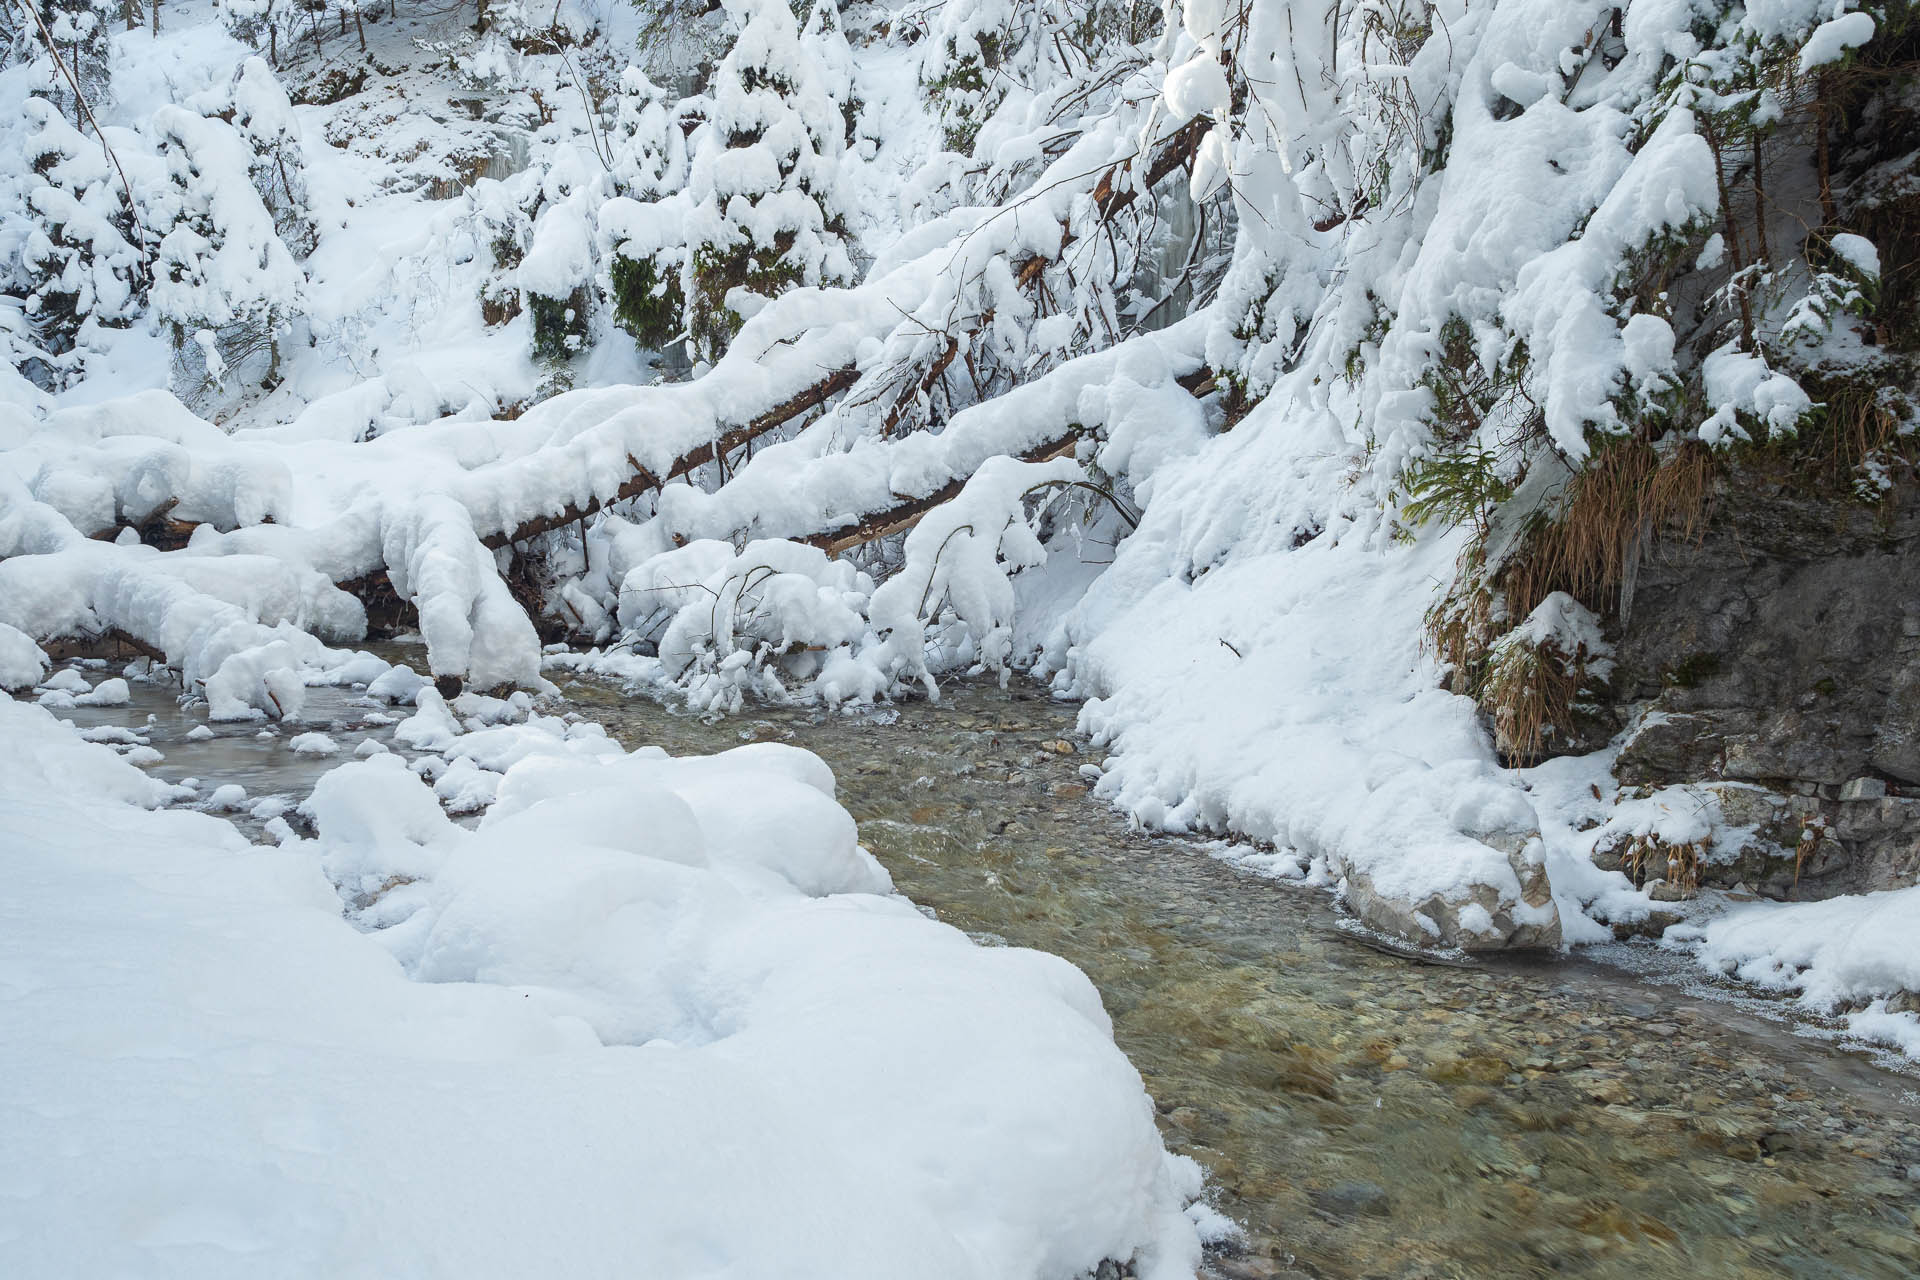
[0,695,1202,1279]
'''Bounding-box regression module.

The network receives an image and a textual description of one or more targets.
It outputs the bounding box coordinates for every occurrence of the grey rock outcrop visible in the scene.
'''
[1598,472,1920,898]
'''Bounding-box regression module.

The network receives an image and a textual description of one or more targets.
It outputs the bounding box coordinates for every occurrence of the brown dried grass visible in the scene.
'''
[1501,438,1715,626]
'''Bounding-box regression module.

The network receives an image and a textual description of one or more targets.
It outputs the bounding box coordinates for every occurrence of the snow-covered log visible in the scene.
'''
[641,313,1209,554]
[0,471,367,719]
[481,364,861,549]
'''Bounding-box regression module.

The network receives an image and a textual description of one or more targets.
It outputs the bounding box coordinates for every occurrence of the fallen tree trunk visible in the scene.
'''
[801,432,1085,556]
[483,365,861,549]
[1015,117,1210,289]
[84,498,205,551]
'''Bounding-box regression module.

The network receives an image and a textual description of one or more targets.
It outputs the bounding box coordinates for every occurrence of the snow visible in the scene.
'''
[1798,11,1876,73]
[1163,55,1230,123]
[0,621,49,689]
[288,730,340,754]
[73,675,131,705]
[1668,887,1920,1056]
[1830,231,1881,280]
[0,692,1203,1279]
[0,0,1913,1050]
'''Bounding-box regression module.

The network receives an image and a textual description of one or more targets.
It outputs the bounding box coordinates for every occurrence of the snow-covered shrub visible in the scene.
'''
[619,538,877,713]
[468,174,534,327]
[915,0,1148,156]
[149,102,307,393]
[799,0,857,146]
[598,66,693,351]
[608,456,1091,709]
[917,0,1027,153]
[1479,592,1610,764]
[517,150,603,361]
[608,65,688,200]
[16,98,147,388]
[603,227,685,349]
[461,0,569,85]
[867,454,1086,694]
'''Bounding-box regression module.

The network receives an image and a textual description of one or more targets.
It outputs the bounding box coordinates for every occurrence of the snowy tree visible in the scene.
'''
[34,0,118,126]
[14,97,146,388]
[917,0,1025,153]
[469,173,537,329]
[599,67,691,348]
[149,103,307,394]
[229,56,316,257]
[517,148,603,362]
[459,0,553,86]
[214,0,286,64]
[677,0,854,361]
[608,65,687,200]
[798,0,857,147]
[328,0,368,53]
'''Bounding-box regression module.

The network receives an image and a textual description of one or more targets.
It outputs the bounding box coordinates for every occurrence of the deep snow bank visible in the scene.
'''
[0,693,1203,1279]
[1041,387,1560,952]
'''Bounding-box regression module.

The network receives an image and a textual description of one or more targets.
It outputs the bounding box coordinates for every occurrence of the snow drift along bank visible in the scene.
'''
[0,691,1205,1279]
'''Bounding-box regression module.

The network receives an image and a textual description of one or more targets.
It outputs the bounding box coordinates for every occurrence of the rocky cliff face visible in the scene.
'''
[1599,469,1920,899]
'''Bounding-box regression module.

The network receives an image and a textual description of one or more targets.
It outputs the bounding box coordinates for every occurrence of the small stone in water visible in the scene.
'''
[1308,1180,1391,1218]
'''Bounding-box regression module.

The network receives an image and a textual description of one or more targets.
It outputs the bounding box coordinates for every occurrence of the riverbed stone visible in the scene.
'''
[1308,1180,1391,1219]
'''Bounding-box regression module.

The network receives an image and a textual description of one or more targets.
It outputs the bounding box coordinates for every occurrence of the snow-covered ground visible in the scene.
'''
[0,679,1207,1277]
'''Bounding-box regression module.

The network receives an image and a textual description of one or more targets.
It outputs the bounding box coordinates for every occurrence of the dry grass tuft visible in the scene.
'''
[1480,625,1586,765]
[1501,438,1715,627]
[1615,833,1706,897]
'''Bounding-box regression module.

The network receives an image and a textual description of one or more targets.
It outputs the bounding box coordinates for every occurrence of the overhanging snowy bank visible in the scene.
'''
[0,689,1206,1278]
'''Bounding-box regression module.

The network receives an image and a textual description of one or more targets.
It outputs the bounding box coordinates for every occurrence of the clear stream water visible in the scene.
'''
[48,658,1920,1280]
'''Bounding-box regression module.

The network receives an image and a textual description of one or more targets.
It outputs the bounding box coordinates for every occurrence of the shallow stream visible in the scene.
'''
[46,661,1920,1280]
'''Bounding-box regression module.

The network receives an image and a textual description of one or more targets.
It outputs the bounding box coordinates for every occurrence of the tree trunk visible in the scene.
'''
[1815,72,1838,230]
